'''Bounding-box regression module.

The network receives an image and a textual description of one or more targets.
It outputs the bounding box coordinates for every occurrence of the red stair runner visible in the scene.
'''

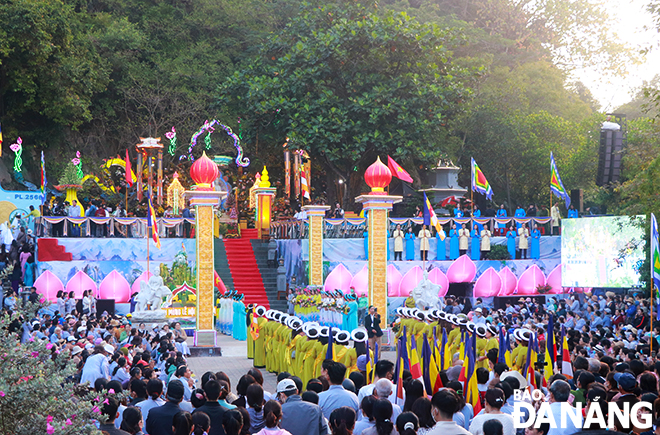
[223,229,270,308]
[37,238,72,262]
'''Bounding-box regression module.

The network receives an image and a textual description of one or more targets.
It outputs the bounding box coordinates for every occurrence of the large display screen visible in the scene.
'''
[562,215,645,288]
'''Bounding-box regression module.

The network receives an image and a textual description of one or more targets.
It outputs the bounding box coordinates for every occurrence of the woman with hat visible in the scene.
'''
[253,306,267,368]
[233,293,247,342]
[301,323,321,387]
[474,324,489,369]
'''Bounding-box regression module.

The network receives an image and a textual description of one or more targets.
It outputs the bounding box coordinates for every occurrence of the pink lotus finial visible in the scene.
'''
[10,137,21,153]
[166,126,176,140]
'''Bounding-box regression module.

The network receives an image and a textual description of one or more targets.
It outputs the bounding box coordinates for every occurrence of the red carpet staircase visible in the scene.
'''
[223,229,270,308]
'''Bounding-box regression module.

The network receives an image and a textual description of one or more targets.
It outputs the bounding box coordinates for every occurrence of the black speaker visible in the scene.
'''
[597,115,625,186]
[570,189,583,213]
[447,282,473,298]
[96,299,116,318]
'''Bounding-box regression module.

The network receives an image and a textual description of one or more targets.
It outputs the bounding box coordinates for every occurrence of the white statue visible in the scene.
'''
[411,270,442,310]
[135,275,173,312]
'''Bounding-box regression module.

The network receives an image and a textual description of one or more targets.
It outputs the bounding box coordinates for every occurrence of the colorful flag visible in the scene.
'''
[301,168,310,200]
[544,315,555,383]
[498,327,507,364]
[395,336,409,407]
[0,122,3,156]
[440,328,448,371]
[423,192,443,237]
[326,328,334,361]
[40,151,47,203]
[250,314,260,340]
[504,330,512,368]
[410,335,423,383]
[365,340,373,384]
[421,334,433,396]
[464,333,483,414]
[525,334,538,391]
[561,326,573,379]
[387,155,414,183]
[147,195,161,250]
[125,149,133,188]
[550,152,570,207]
[471,158,493,200]
[651,213,660,292]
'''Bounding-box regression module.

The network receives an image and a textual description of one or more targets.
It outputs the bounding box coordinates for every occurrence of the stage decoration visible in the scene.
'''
[131,271,154,295]
[546,265,563,294]
[66,270,97,299]
[517,265,546,295]
[182,119,249,167]
[185,155,226,346]
[167,172,186,215]
[399,266,423,297]
[446,255,476,283]
[349,265,369,296]
[34,270,64,302]
[386,264,403,297]
[55,162,83,208]
[204,131,212,149]
[411,270,442,309]
[473,267,502,297]
[323,263,353,293]
[105,157,137,184]
[304,204,331,285]
[99,270,131,303]
[72,151,84,179]
[190,151,219,191]
[293,151,301,197]
[10,137,22,173]
[254,167,276,238]
[136,137,163,202]
[260,166,271,188]
[164,282,197,319]
[498,267,517,296]
[428,268,449,297]
[550,152,571,207]
[165,126,177,156]
[471,157,493,200]
[213,155,233,211]
[364,156,392,194]
[134,275,172,313]
[283,139,291,198]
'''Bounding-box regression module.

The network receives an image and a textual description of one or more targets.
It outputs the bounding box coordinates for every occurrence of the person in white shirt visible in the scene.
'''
[468,388,515,435]
[428,389,471,435]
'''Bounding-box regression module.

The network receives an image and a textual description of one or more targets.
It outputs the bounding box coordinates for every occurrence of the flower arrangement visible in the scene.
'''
[536,283,552,294]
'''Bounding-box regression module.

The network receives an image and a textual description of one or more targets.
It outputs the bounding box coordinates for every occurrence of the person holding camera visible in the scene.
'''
[364,306,383,358]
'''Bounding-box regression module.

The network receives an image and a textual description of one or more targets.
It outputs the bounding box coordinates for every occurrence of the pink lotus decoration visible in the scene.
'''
[546,265,563,294]
[324,264,353,293]
[498,267,517,296]
[34,270,64,302]
[165,126,176,140]
[99,270,131,303]
[446,255,476,283]
[399,266,424,297]
[517,265,546,295]
[387,265,403,297]
[66,270,97,298]
[10,138,21,153]
[428,268,449,296]
[131,271,154,295]
[350,265,369,297]
[474,267,502,297]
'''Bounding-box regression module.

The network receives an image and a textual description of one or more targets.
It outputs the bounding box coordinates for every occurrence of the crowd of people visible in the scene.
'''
[0,209,38,305]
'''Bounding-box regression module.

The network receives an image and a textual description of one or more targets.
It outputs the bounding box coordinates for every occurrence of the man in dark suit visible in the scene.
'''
[193,380,227,435]
[145,379,184,435]
[364,306,383,358]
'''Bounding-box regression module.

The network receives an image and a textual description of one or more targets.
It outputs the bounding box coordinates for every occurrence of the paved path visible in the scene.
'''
[187,334,396,394]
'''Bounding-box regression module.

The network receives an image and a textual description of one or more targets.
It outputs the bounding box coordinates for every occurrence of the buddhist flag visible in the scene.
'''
[387,156,414,183]
[422,334,433,396]
[423,192,443,237]
[365,340,373,384]
[544,315,555,384]
[410,334,423,383]
[550,152,570,207]
[250,313,260,340]
[125,149,134,188]
[525,334,538,391]
[651,213,660,292]
[395,336,409,407]
[326,328,334,361]
[561,326,573,379]
[40,151,47,203]
[464,333,482,414]
[301,168,311,200]
[147,194,161,250]
[471,158,493,200]
[440,328,448,371]
[498,327,507,364]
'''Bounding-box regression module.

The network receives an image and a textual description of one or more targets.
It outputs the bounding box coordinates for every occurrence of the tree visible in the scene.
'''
[0,302,105,434]
[218,1,474,206]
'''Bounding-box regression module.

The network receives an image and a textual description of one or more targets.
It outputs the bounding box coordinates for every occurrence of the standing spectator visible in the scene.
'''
[318,362,359,419]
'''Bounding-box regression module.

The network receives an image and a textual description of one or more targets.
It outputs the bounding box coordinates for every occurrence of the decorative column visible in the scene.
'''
[303,205,330,286]
[254,167,276,239]
[355,157,402,317]
[185,152,226,346]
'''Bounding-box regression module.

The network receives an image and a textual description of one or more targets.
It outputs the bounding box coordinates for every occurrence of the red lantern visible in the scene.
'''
[364,156,392,194]
[190,151,219,191]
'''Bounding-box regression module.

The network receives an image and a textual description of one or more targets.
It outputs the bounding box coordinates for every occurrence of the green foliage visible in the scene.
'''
[218,1,474,204]
[487,244,510,260]
[0,302,105,434]
[59,162,83,186]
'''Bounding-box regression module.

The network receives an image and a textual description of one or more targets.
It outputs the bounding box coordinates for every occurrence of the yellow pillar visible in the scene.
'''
[355,195,402,316]
[303,205,330,286]
[255,166,276,239]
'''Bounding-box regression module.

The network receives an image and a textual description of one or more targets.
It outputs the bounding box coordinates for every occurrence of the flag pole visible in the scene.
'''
[651,282,654,357]
[550,191,553,236]
[146,221,150,280]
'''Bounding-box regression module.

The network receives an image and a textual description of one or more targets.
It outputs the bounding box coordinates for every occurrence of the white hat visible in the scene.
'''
[255,306,266,317]
[351,327,368,342]
[475,324,487,337]
[501,370,528,389]
[305,325,320,340]
[71,345,83,356]
[466,321,476,333]
[103,344,114,354]
[319,326,330,337]
[276,379,297,394]
[335,330,350,344]
[475,307,483,313]
[487,324,498,336]
[456,314,468,326]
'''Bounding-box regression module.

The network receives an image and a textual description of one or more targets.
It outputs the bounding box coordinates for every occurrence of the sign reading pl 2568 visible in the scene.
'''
[14,194,43,201]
